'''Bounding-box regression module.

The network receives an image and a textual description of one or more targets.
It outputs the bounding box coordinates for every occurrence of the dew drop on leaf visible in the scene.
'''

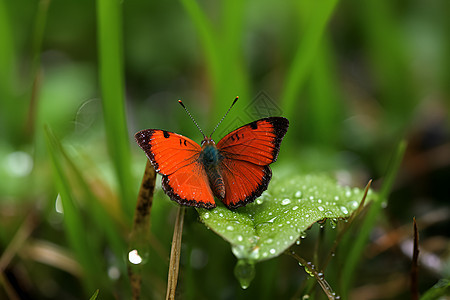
[329,219,337,229]
[340,206,349,214]
[349,200,358,209]
[234,259,255,289]
[281,198,291,205]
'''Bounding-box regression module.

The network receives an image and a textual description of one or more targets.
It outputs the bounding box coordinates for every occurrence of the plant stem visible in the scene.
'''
[287,250,338,300]
[166,206,186,300]
[128,160,156,300]
[411,217,419,300]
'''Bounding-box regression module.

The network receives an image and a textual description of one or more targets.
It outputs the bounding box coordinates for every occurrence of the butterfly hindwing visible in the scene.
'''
[135,129,216,208]
[217,117,289,208]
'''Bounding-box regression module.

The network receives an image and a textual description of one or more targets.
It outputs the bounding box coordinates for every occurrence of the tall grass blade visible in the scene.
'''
[180,0,249,117]
[44,126,103,293]
[96,0,135,218]
[281,0,339,119]
[0,0,17,139]
[54,134,127,275]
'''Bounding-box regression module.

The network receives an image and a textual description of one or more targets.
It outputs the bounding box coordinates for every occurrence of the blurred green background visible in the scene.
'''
[0,0,449,299]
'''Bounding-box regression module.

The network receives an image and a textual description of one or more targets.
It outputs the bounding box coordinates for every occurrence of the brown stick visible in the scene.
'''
[165,206,186,300]
[128,160,156,300]
[287,250,338,300]
[411,217,419,300]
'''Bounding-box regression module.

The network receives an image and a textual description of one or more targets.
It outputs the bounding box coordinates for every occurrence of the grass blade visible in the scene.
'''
[96,0,135,218]
[44,126,102,293]
[281,0,339,118]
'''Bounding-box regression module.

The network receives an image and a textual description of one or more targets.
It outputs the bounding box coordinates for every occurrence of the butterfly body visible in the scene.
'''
[135,116,289,209]
[199,139,225,199]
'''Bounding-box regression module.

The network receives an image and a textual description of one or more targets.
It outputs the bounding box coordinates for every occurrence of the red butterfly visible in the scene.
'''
[135,97,289,209]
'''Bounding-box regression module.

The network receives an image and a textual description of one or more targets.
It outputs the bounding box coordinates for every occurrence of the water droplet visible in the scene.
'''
[237,235,243,242]
[334,196,340,201]
[256,198,263,204]
[108,266,120,280]
[281,198,291,205]
[219,213,224,217]
[128,249,143,265]
[234,260,255,289]
[292,206,299,211]
[55,194,63,214]
[318,206,324,211]
[227,225,234,231]
[340,206,349,214]
[318,199,322,203]
[203,212,210,219]
[345,189,352,197]
[330,219,337,229]
[267,217,277,223]
[5,151,34,177]
[349,200,358,209]
[269,248,276,254]
[304,267,314,277]
[295,190,302,198]
[300,231,307,239]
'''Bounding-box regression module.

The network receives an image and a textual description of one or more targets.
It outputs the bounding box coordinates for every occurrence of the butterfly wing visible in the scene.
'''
[216,117,289,209]
[135,129,216,208]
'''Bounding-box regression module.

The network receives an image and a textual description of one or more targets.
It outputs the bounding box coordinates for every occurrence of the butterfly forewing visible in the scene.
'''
[216,117,289,165]
[135,129,216,208]
[217,117,289,208]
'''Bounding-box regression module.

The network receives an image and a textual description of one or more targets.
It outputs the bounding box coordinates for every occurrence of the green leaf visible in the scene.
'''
[420,279,450,300]
[89,289,100,300]
[197,174,375,262]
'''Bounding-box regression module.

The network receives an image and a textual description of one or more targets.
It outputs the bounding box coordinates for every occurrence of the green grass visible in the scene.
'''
[97,0,135,219]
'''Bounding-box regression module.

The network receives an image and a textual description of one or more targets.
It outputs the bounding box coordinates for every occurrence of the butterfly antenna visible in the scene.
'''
[210,96,239,137]
[178,100,206,138]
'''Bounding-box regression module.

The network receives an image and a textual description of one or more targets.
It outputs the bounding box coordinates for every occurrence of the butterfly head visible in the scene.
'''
[201,137,216,147]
